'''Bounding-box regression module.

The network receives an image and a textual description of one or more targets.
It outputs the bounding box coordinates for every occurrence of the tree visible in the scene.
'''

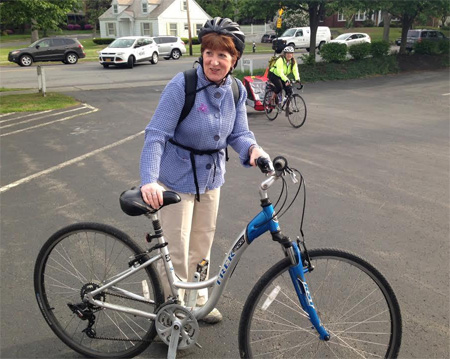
[195,0,238,20]
[0,0,81,42]
[297,1,329,58]
[85,0,110,37]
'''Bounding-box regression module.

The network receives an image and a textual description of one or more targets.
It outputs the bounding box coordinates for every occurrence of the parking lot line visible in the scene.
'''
[0,104,98,137]
[0,110,52,123]
[0,130,144,193]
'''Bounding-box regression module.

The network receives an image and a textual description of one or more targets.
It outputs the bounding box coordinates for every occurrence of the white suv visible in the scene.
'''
[99,36,159,69]
[153,36,186,60]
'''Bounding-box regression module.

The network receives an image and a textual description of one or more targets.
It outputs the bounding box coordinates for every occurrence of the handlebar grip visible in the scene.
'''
[273,156,287,172]
[256,157,272,174]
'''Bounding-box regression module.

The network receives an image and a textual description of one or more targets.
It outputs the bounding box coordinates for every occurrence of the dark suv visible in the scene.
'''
[405,29,449,51]
[8,37,86,67]
[261,34,277,43]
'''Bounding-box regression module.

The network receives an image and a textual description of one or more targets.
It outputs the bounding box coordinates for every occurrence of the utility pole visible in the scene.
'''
[186,0,193,56]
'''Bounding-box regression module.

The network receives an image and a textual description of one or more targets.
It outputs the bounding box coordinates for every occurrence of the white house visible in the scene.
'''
[99,0,211,38]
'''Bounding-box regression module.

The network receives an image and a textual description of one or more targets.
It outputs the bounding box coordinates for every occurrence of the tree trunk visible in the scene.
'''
[382,10,391,43]
[399,14,414,54]
[308,2,325,59]
[31,19,39,43]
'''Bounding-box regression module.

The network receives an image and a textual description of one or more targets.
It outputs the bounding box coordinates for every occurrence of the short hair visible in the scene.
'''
[200,32,239,63]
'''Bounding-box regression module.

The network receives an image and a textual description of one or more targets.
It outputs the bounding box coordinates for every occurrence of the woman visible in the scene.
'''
[268,46,300,100]
[140,17,269,324]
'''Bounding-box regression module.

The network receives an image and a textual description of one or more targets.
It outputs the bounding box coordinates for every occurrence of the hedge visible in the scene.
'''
[320,42,348,63]
[349,42,371,60]
[93,38,115,45]
[181,37,199,45]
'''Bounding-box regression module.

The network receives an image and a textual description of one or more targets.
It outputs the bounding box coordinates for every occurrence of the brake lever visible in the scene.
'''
[285,166,298,183]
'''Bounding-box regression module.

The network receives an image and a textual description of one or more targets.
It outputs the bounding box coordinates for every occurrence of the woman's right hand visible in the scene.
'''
[141,183,165,209]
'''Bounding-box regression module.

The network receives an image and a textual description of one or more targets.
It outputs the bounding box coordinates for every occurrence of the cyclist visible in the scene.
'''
[268,46,300,104]
[139,17,270,324]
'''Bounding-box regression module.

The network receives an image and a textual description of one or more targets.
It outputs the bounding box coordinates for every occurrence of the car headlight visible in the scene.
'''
[11,50,20,55]
[116,52,124,56]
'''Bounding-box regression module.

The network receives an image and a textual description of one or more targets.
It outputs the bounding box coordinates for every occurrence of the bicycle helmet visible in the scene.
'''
[283,46,295,53]
[198,17,245,58]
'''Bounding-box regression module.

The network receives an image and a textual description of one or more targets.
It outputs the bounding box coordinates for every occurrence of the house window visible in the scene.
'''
[195,23,202,35]
[184,23,188,31]
[181,0,187,11]
[107,22,116,36]
[169,23,177,36]
[113,4,118,14]
[355,11,366,21]
[142,23,152,36]
[338,13,346,22]
[142,3,148,13]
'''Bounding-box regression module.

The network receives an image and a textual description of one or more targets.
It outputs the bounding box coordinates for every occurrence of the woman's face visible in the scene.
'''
[285,52,294,60]
[203,48,235,84]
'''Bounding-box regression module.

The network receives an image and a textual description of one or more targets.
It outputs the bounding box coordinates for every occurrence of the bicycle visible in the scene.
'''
[34,156,402,359]
[263,81,307,128]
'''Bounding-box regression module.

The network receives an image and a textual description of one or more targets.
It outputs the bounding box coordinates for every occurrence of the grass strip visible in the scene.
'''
[0,92,80,113]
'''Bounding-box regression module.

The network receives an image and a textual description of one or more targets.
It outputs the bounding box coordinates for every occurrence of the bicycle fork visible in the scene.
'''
[287,242,330,341]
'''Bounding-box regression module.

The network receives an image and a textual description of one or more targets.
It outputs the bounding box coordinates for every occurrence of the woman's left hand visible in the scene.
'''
[249,145,270,167]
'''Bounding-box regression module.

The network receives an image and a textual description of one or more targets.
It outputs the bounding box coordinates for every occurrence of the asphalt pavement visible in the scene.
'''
[0,67,449,358]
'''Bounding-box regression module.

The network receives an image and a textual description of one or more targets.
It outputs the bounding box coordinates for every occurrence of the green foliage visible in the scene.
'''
[181,37,199,45]
[85,0,110,29]
[300,53,316,66]
[438,39,450,54]
[370,41,390,57]
[93,38,115,45]
[348,42,371,60]
[413,40,439,55]
[319,42,347,63]
[0,0,81,31]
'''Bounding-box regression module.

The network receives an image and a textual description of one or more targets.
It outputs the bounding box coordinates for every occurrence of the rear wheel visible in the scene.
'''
[287,94,307,128]
[150,51,159,64]
[239,248,402,358]
[318,41,325,51]
[34,222,164,358]
[65,52,78,64]
[19,54,33,67]
[263,89,278,121]
[171,49,181,60]
[127,55,135,68]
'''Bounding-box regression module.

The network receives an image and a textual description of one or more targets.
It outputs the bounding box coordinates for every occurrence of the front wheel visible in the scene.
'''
[150,51,159,64]
[263,89,278,121]
[34,222,164,358]
[239,248,402,358]
[19,54,33,66]
[127,55,135,68]
[287,94,307,128]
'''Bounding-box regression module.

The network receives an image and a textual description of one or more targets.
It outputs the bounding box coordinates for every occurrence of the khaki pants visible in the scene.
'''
[157,186,220,305]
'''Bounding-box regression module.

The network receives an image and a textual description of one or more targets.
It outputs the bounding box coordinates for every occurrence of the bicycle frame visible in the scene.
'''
[85,174,330,341]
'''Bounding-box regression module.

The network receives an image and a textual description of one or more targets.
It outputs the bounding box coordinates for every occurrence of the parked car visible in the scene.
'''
[329,33,371,46]
[98,36,159,68]
[261,34,277,43]
[152,36,186,60]
[8,37,85,67]
[405,29,449,51]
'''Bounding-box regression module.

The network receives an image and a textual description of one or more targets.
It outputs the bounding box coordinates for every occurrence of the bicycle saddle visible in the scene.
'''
[119,187,181,216]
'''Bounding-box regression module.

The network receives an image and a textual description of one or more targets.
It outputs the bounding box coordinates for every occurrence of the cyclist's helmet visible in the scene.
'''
[283,46,295,53]
[198,17,246,58]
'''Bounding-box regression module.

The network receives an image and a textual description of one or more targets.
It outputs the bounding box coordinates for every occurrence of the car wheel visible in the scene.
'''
[306,48,310,52]
[150,52,159,64]
[318,41,325,51]
[19,54,33,67]
[102,63,109,68]
[127,55,135,68]
[65,52,78,65]
[288,43,295,49]
[171,49,181,60]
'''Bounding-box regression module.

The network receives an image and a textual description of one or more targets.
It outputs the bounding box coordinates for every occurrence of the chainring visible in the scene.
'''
[155,304,199,349]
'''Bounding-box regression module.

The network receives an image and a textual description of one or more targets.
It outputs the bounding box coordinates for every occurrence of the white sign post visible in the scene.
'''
[240,58,253,76]
[37,65,46,97]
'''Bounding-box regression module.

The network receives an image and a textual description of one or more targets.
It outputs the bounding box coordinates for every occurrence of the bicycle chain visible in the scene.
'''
[84,291,156,343]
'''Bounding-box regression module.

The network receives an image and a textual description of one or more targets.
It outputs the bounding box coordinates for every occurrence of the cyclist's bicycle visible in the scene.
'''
[263,81,307,128]
[34,156,402,359]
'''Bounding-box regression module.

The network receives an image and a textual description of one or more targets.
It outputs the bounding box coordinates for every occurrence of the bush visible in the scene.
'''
[370,41,390,57]
[414,40,439,55]
[84,24,93,30]
[363,19,375,27]
[320,42,347,63]
[438,39,450,54]
[67,24,81,30]
[349,42,371,60]
[300,53,316,66]
[67,24,75,30]
[93,37,115,45]
[180,37,199,45]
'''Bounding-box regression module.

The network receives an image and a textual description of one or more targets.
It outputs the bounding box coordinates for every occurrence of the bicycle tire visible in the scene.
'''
[238,248,402,358]
[287,94,307,128]
[34,222,165,358]
[263,89,278,121]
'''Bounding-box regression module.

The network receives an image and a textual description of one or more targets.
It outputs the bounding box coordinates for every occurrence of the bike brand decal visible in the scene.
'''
[216,251,236,285]
[298,278,315,308]
[165,254,171,262]
[232,235,245,253]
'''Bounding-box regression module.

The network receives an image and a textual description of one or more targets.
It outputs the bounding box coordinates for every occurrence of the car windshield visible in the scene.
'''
[108,39,136,48]
[408,31,420,38]
[281,29,297,37]
[334,34,351,40]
